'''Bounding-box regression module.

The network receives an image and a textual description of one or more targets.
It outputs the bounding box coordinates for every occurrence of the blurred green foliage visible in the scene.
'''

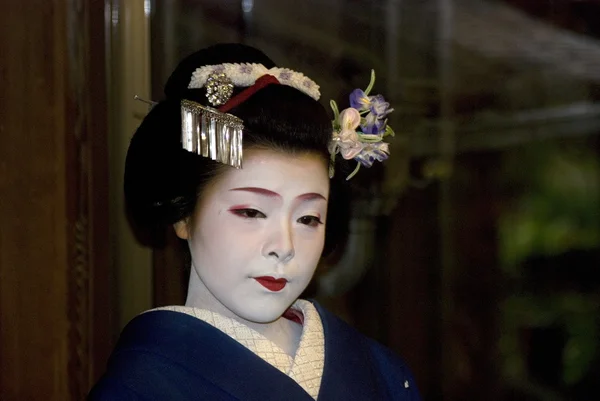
[498,139,599,389]
[499,141,599,275]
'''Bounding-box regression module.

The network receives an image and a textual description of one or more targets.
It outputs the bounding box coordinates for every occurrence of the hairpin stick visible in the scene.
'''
[134,95,158,108]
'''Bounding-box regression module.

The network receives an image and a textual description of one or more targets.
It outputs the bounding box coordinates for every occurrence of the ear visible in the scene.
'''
[173,219,190,240]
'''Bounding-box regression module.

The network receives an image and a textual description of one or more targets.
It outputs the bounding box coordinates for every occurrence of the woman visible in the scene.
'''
[89,44,420,400]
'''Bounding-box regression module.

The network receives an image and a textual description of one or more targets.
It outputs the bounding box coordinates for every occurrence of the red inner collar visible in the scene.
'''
[282,307,304,325]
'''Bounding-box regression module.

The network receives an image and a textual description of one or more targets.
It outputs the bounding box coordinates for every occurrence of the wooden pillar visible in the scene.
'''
[106,0,153,329]
[0,0,111,399]
[443,152,503,400]
[386,182,443,400]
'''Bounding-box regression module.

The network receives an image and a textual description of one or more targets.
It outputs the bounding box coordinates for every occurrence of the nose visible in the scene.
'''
[262,220,295,263]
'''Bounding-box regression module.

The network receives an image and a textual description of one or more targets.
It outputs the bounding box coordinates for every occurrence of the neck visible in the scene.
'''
[185,266,302,356]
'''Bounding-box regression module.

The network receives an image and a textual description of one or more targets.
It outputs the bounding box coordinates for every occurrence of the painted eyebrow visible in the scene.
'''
[229,187,327,201]
[297,192,327,202]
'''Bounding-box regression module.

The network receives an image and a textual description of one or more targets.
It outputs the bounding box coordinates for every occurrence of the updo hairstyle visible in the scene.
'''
[124,44,349,257]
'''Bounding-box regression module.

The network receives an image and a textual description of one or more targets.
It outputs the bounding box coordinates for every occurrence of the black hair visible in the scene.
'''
[124,43,349,257]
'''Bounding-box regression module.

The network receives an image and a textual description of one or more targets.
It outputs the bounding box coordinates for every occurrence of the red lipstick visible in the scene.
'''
[254,276,287,292]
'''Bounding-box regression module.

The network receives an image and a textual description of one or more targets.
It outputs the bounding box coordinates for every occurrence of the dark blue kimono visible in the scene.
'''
[89,301,421,400]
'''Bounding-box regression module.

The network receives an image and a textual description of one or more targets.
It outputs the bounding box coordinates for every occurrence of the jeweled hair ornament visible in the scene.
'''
[329,70,395,180]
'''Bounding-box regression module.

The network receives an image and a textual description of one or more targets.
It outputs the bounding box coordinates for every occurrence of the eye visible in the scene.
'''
[230,208,266,219]
[297,215,323,227]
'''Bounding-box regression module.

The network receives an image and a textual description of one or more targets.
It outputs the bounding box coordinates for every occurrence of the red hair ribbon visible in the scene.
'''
[218,74,281,113]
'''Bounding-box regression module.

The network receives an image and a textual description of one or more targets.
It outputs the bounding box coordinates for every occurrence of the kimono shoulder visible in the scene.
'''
[313,302,421,401]
[88,310,314,401]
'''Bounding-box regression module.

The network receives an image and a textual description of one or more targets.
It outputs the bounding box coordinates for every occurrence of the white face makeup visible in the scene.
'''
[176,149,330,324]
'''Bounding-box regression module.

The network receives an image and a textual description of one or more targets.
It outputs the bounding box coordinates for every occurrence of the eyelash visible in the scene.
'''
[229,208,323,227]
[297,216,323,227]
[230,208,266,219]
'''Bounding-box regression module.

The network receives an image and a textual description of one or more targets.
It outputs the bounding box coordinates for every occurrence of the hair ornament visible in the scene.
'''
[181,64,319,169]
[180,99,244,168]
[205,72,234,106]
[134,94,245,168]
[328,70,395,180]
[189,63,321,105]
[134,95,158,109]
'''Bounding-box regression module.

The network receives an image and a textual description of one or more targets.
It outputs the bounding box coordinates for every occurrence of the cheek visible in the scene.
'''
[188,213,229,265]
[189,212,262,264]
[295,230,326,262]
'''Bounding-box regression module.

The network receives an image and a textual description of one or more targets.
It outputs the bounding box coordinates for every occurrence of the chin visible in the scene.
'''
[232,301,294,324]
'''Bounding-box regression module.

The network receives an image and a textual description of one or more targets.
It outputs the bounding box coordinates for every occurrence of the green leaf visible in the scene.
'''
[330,100,340,122]
[364,69,376,96]
[384,125,396,137]
[346,162,361,180]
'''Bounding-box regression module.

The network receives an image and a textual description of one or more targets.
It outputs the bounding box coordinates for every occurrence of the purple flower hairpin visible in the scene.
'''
[329,70,395,180]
